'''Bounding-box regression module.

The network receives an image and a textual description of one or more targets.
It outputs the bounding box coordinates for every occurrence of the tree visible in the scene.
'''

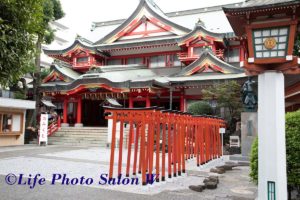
[286,110,300,195]
[202,80,243,133]
[30,0,64,127]
[0,0,43,87]
[187,101,213,115]
[250,110,300,198]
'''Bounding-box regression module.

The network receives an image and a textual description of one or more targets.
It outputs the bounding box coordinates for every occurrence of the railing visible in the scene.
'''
[74,61,90,67]
[177,52,199,60]
[38,115,61,138]
[104,107,226,185]
[48,116,61,136]
[177,49,225,61]
[214,49,225,60]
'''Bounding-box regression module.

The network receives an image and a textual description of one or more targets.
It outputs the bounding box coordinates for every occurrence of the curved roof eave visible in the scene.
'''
[43,39,108,58]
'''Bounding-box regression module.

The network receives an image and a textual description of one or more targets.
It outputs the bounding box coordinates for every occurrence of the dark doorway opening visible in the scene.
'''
[82,99,107,127]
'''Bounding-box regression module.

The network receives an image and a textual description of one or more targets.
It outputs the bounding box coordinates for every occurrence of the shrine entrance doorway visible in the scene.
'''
[82,99,107,127]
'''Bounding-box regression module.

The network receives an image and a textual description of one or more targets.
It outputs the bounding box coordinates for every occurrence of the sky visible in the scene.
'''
[57,0,243,38]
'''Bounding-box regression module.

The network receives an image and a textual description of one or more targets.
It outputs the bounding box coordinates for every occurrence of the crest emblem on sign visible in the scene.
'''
[264,37,277,50]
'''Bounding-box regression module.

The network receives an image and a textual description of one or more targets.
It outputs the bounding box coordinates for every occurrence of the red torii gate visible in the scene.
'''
[104,107,225,185]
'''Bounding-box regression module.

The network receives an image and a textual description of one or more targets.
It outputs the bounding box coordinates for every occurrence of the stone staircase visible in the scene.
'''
[49,127,108,146]
[30,127,109,147]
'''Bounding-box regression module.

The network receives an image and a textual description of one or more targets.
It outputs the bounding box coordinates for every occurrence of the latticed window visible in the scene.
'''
[149,55,165,68]
[225,48,239,63]
[127,57,143,65]
[107,59,122,65]
[253,27,289,58]
[267,181,276,200]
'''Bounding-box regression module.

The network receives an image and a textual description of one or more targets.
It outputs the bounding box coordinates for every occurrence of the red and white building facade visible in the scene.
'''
[40,0,299,127]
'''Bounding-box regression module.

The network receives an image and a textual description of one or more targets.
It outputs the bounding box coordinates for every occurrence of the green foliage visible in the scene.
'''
[294,33,300,57]
[187,101,213,115]
[40,0,65,45]
[249,137,258,184]
[0,0,43,87]
[14,91,26,100]
[41,68,51,80]
[286,110,300,186]
[202,80,243,132]
[249,110,300,187]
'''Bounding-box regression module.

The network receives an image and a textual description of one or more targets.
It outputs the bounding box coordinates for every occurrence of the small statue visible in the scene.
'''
[241,77,257,111]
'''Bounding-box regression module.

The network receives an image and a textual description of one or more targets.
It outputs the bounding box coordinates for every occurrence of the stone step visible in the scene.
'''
[49,138,106,142]
[55,130,108,134]
[52,133,107,137]
[48,141,107,147]
[48,140,106,144]
[59,127,108,132]
[28,127,113,146]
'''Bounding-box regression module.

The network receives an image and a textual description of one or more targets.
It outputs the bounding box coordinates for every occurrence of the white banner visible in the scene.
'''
[219,127,226,134]
[39,114,48,145]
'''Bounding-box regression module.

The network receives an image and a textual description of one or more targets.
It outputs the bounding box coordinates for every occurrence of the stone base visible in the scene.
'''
[74,123,83,127]
[61,123,69,127]
[241,112,257,157]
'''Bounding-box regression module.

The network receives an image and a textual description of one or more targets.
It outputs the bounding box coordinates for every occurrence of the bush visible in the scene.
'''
[249,137,258,184]
[249,110,300,187]
[286,110,300,187]
[187,101,213,115]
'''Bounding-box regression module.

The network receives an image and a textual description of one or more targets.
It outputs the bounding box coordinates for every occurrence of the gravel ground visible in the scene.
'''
[0,145,257,200]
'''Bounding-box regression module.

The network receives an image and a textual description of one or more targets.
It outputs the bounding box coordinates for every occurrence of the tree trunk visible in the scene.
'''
[29,34,43,128]
[288,185,292,200]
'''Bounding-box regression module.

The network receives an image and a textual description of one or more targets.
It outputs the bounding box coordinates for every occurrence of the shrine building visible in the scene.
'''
[40,0,300,127]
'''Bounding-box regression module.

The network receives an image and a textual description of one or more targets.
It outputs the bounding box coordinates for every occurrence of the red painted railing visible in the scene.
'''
[104,107,225,185]
[38,116,61,138]
[214,49,225,60]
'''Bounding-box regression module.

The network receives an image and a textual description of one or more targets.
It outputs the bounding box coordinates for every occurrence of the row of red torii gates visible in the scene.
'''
[104,107,226,185]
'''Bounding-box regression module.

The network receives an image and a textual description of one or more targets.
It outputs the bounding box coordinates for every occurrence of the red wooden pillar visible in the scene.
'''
[240,44,245,62]
[63,98,68,124]
[109,111,117,180]
[76,97,82,124]
[146,95,150,107]
[129,95,133,108]
[180,90,185,112]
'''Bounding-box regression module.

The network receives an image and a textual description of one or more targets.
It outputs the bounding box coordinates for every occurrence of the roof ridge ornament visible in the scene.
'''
[196,18,205,28]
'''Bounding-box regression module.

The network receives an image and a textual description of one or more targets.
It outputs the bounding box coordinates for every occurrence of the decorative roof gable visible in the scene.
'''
[94,0,190,45]
[175,49,244,76]
[177,23,225,46]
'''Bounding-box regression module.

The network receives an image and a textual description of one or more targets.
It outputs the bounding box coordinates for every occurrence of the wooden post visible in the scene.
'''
[133,121,140,175]
[146,95,151,107]
[129,95,133,108]
[118,117,124,177]
[155,111,160,182]
[161,115,166,181]
[140,112,147,185]
[63,98,68,124]
[76,97,82,125]
[167,112,172,179]
[126,112,134,177]
[180,91,184,112]
[109,112,117,180]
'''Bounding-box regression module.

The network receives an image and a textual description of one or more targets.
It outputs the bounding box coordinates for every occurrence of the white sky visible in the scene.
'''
[57,0,243,37]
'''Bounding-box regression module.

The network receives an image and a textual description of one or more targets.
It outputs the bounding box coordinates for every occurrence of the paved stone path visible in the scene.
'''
[0,145,257,199]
